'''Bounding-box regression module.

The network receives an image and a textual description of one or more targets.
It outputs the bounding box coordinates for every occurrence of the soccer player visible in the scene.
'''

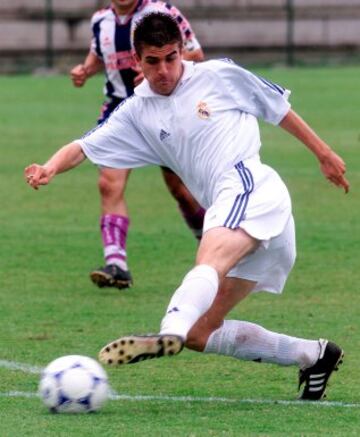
[25,13,349,400]
[70,0,205,289]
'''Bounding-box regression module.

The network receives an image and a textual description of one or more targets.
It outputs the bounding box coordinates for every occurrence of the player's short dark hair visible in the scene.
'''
[134,12,182,56]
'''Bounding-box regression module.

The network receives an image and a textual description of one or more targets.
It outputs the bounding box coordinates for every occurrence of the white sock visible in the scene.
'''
[160,264,219,340]
[204,320,320,369]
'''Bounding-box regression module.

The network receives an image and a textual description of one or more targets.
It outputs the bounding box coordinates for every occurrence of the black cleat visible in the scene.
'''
[298,339,344,401]
[90,264,133,289]
[98,334,184,367]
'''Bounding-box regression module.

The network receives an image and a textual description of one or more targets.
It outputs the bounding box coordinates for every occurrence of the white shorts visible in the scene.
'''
[203,158,296,294]
[227,214,296,294]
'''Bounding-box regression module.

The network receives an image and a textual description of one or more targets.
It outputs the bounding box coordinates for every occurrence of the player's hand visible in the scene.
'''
[70,64,87,87]
[319,150,349,193]
[24,164,53,190]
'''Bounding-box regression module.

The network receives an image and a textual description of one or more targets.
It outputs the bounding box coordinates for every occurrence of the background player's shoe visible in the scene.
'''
[298,339,344,401]
[90,264,133,289]
[98,334,184,367]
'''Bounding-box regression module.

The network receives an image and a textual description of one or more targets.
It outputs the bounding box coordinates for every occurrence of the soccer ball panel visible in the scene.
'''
[39,374,60,409]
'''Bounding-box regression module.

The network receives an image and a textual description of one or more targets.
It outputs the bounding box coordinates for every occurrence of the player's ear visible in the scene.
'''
[134,51,141,64]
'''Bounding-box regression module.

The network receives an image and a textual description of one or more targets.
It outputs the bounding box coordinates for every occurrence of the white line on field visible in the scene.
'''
[0,391,359,408]
[0,359,42,374]
[1,359,359,409]
[109,393,360,408]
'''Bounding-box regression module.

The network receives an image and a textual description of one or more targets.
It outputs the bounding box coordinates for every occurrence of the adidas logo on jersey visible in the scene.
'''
[160,129,171,141]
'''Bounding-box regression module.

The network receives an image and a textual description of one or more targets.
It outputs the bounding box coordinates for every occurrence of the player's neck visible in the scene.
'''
[112,1,138,16]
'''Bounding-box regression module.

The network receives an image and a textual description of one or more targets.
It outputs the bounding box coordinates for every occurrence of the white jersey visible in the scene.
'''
[90,1,201,99]
[77,59,291,209]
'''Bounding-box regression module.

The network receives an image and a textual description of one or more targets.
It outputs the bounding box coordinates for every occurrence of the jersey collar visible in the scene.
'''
[111,0,143,25]
[134,60,195,98]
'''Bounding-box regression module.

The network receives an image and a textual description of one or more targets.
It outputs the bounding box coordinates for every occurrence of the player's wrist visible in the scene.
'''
[316,144,332,163]
[43,164,57,179]
[79,65,88,80]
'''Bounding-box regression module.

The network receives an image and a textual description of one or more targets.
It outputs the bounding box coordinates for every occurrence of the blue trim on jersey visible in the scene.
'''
[83,96,134,137]
[224,162,254,229]
[257,75,285,95]
[105,74,116,99]
[92,19,104,58]
[218,58,236,65]
[114,20,136,97]
[98,97,124,124]
[81,119,107,140]
[218,58,286,95]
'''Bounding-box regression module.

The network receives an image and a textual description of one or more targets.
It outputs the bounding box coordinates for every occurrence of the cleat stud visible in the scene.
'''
[168,340,173,346]
[108,359,113,364]
[118,360,123,364]
[120,340,126,345]
[119,350,124,356]
[105,347,111,353]
[129,340,134,345]
[112,343,118,348]
[126,355,132,360]
[168,350,174,356]
[157,339,163,346]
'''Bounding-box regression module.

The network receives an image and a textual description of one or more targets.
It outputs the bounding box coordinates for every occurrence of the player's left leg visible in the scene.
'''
[160,167,205,240]
[187,276,343,400]
[90,167,133,289]
[187,275,322,367]
[90,99,133,290]
[184,218,343,400]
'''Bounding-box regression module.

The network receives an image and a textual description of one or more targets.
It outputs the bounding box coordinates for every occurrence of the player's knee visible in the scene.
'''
[98,173,125,199]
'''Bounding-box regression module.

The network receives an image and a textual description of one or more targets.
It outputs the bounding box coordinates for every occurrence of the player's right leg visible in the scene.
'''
[99,226,259,364]
[90,167,133,289]
[98,334,184,366]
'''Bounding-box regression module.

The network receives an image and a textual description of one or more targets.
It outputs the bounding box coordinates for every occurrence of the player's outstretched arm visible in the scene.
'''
[25,142,86,190]
[280,109,349,193]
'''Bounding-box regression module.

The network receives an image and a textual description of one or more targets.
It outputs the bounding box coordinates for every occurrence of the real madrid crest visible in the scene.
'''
[197,101,211,119]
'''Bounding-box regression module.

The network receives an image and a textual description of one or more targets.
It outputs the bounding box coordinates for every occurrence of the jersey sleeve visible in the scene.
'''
[75,99,162,169]
[90,12,104,59]
[209,59,291,125]
[163,3,201,52]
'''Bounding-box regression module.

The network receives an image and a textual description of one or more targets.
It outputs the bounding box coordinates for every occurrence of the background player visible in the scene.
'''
[70,0,205,290]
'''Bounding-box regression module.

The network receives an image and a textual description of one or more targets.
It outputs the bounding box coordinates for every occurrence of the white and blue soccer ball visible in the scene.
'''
[39,355,110,413]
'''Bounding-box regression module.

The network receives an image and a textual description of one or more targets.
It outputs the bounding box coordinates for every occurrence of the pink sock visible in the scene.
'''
[100,214,129,270]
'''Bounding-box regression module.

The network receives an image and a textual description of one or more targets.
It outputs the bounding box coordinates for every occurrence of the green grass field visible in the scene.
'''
[0,67,359,436]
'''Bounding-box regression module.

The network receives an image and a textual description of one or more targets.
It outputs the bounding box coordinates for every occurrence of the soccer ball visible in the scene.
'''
[39,355,110,413]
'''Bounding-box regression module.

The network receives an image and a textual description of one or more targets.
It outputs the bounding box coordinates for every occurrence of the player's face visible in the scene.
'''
[136,43,183,96]
[111,0,137,14]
